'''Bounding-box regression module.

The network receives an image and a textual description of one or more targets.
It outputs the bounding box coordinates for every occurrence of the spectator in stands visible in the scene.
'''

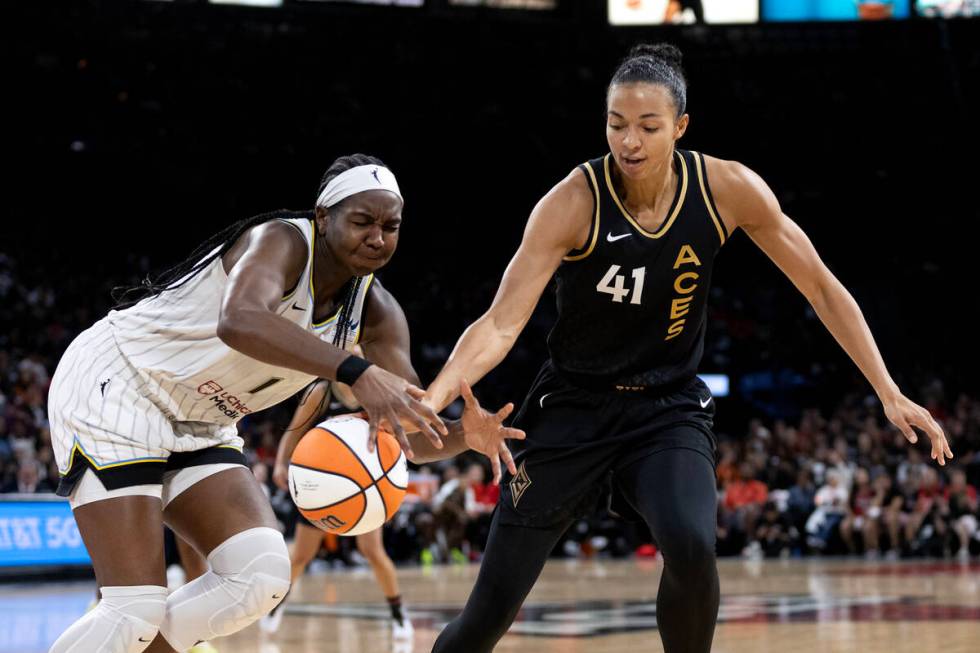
[904,466,944,555]
[839,467,874,555]
[1,457,54,493]
[754,501,792,558]
[941,468,978,560]
[463,462,498,557]
[806,469,849,551]
[719,462,769,554]
[428,464,470,564]
[863,472,905,559]
[786,467,816,551]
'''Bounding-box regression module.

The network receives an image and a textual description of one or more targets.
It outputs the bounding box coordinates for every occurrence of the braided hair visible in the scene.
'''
[112,153,388,337]
[608,43,687,118]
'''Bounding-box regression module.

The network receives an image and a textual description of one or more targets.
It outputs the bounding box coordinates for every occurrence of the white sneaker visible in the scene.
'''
[259,607,284,634]
[392,616,414,640]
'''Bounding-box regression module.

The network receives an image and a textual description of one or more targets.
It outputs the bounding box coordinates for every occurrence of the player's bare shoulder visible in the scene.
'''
[222,215,309,280]
[364,277,397,317]
[526,166,596,255]
[701,154,780,234]
[361,278,406,338]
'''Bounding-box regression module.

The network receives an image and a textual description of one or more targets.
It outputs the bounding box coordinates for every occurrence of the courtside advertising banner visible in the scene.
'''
[0,496,91,568]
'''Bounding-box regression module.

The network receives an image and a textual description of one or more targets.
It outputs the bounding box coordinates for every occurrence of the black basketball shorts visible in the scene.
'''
[498,361,717,528]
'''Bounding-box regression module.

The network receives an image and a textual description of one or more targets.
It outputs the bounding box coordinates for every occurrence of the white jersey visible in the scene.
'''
[106,217,374,427]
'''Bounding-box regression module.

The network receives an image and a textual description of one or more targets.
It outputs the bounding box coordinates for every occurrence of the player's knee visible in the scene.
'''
[663,526,716,574]
[50,585,168,653]
[209,527,291,627]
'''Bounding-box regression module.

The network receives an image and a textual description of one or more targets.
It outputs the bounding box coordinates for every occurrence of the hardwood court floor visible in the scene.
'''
[4,557,980,653]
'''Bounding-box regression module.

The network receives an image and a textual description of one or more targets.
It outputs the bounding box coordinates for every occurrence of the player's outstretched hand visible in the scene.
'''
[883,393,953,466]
[459,379,526,485]
[351,365,447,458]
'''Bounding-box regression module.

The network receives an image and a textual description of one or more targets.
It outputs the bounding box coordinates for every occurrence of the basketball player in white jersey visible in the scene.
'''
[46,153,523,653]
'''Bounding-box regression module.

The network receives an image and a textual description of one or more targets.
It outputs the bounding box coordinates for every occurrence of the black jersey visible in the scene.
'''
[547,149,729,391]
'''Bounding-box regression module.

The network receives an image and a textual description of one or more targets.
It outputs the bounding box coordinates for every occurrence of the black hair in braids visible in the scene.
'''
[608,43,687,118]
[110,208,299,309]
[112,153,389,310]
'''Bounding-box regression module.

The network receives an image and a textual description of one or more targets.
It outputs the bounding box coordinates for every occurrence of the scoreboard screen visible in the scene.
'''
[916,0,980,16]
[609,0,759,25]
[762,0,911,20]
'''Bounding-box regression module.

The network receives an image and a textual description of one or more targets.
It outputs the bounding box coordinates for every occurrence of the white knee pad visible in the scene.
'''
[49,585,168,653]
[159,527,290,651]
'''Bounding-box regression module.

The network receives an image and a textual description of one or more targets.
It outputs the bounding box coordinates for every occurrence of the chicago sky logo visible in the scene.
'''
[196,380,253,419]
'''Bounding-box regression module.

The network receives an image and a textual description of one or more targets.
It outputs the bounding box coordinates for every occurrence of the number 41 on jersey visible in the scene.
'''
[596,265,645,304]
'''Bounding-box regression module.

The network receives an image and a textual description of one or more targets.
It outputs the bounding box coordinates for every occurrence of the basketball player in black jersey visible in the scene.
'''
[423,45,953,653]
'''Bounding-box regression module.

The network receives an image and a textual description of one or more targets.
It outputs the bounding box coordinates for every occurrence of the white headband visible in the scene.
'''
[316,164,402,208]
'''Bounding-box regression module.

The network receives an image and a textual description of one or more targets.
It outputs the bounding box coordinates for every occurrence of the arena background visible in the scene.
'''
[2,1,980,650]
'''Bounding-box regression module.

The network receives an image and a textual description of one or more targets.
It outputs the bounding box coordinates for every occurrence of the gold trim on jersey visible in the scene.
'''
[603,151,688,239]
[313,272,374,341]
[564,162,602,262]
[60,439,167,476]
[693,152,727,246]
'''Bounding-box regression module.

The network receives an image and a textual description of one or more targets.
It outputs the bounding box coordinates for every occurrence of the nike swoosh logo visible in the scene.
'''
[700,396,712,408]
[291,302,306,311]
[539,392,553,408]
[272,594,283,599]
[607,232,632,242]
[138,637,151,643]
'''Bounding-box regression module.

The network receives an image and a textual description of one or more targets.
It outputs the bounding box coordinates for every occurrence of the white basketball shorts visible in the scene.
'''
[48,318,246,500]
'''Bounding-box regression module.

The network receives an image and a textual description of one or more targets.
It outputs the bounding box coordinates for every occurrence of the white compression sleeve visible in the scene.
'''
[158,527,290,651]
[49,585,168,653]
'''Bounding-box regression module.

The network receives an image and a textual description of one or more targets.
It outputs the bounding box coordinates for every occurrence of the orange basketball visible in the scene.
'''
[288,414,407,536]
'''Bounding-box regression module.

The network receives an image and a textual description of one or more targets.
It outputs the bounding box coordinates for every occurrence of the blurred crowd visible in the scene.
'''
[714,392,980,560]
[3,248,980,565]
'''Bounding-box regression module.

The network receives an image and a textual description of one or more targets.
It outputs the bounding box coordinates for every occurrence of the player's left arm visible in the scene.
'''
[706,156,952,465]
[359,281,525,480]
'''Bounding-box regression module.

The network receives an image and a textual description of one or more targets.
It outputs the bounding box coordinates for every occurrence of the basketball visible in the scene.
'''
[288,414,408,536]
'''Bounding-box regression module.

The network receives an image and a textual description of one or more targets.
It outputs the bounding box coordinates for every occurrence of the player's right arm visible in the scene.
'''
[216,221,444,438]
[272,380,331,491]
[424,168,595,413]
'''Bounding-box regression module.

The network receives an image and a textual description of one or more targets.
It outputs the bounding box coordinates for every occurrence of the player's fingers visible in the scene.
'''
[388,410,412,457]
[914,413,949,463]
[367,416,380,454]
[504,426,526,441]
[395,429,415,460]
[489,453,502,486]
[405,400,444,447]
[494,402,514,422]
[500,442,517,477]
[927,421,952,460]
[897,417,917,444]
[406,384,426,401]
[409,394,448,436]
[460,379,477,404]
